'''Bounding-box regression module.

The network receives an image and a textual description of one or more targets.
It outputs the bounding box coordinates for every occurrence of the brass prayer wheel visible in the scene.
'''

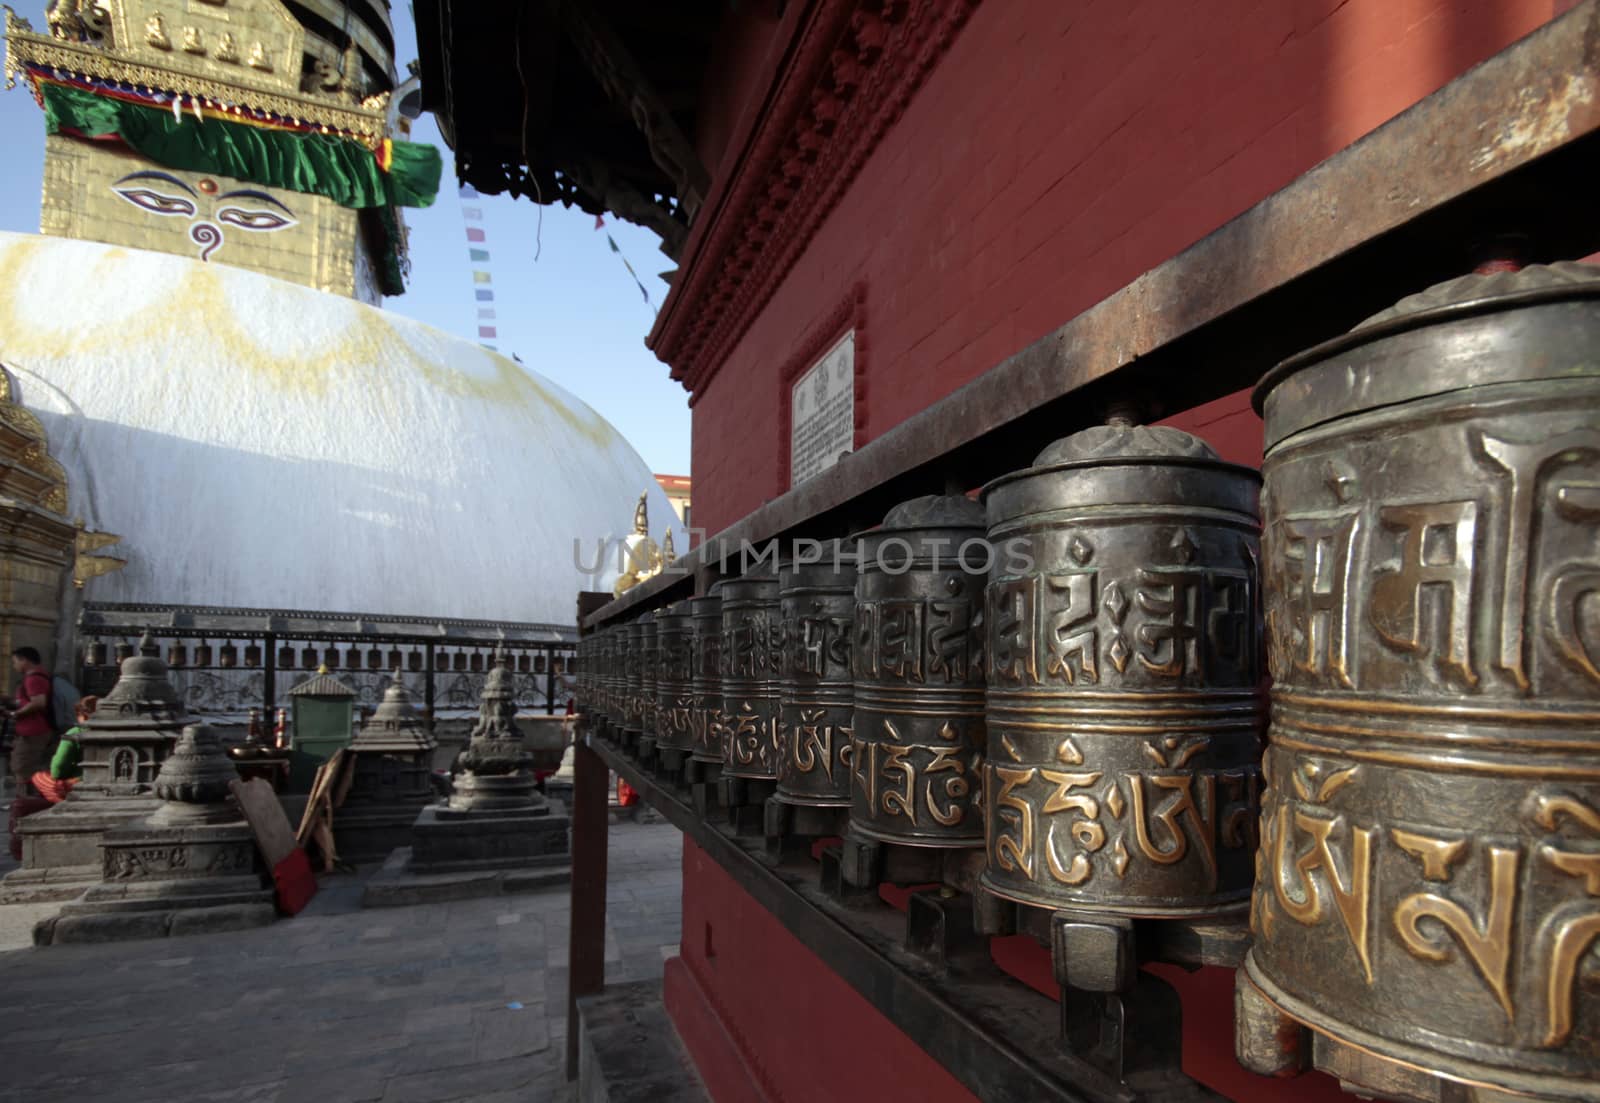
[1238,263,1600,1102]
[776,543,858,809]
[979,422,1263,917]
[639,613,659,743]
[720,567,782,779]
[598,625,617,730]
[849,495,987,847]
[655,601,695,759]
[622,620,644,742]
[689,589,724,766]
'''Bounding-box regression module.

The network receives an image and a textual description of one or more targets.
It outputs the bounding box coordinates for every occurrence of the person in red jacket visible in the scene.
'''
[6,647,53,796]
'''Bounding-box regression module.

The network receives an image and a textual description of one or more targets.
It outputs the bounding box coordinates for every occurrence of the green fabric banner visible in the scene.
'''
[41,81,441,210]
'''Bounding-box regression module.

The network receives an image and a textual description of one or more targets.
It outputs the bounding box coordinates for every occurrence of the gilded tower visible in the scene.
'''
[5,0,438,302]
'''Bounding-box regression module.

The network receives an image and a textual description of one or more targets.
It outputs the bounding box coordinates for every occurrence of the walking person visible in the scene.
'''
[6,646,55,796]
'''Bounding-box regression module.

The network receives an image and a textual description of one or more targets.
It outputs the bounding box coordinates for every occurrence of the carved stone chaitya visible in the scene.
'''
[398,652,569,883]
[35,723,275,945]
[334,670,436,862]
[76,630,187,795]
[450,652,537,812]
[979,422,1263,919]
[1237,263,1600,1102]
[846,496,987,852]
[3,630,186,901]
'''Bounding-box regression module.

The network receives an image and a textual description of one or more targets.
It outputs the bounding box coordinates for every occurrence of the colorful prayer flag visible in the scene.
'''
[469,248,490,262]
[478,326,497,339]
[472,271,492,284]
[459,184,479,198]
[475,289,494,301]
[462,207,483,220]
[477,307,496,319]
[466,227,486,243]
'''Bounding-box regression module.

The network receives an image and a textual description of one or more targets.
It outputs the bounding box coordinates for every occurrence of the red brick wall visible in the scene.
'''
[689,0,1560,535]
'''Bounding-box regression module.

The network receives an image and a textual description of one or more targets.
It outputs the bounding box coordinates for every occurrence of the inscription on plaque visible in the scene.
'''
[790,331,855,487]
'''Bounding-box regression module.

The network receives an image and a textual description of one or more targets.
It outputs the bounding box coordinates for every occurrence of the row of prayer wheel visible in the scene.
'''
[86,640,568,674]
[577,264,1600,1102]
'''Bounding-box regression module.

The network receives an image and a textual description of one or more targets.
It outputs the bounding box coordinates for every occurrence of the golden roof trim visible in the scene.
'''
[5,17,390,144]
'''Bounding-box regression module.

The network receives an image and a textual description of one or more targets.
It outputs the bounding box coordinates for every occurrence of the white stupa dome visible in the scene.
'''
[0,231,682,626]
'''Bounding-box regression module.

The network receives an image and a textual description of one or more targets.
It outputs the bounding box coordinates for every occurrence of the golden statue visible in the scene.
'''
[145,11,170,49]
[612,492,664,597]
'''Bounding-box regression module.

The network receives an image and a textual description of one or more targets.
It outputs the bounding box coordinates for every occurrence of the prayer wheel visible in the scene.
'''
[655,601,695,764]
[1237,263,1600,1102]
[849,495,987,848]
[639,614,660,752]
[622,621,645,747]
[721,568,782,780]
[689,590,725,767]
[979,421,1263,916]
[775,543,858,809]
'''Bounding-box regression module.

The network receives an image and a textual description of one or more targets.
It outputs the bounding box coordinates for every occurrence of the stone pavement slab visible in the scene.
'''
[0,820,683,1103]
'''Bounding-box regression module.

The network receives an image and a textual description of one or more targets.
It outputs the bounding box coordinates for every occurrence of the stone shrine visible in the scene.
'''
[35,723,276,945]
[334,670,436,863]
[363,652,570,907]
[3,630,187,901]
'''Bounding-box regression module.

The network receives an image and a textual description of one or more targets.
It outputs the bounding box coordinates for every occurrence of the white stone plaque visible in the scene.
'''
[790,331,855,487]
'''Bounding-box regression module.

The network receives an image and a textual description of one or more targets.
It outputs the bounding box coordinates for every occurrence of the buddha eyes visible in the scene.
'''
[113,187,196,217]
[216,207,294,232]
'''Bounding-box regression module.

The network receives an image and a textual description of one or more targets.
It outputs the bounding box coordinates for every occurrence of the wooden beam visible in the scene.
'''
[545,0,712,219]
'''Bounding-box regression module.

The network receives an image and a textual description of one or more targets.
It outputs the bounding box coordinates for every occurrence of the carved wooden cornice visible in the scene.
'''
[5,12,390,145]
[648,0,981,399]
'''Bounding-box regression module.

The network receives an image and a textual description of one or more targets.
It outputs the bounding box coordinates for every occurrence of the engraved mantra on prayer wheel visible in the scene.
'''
[639,614,659,741]
[776,545,858,809]
[689,591,724,765]
[850,496,987,847]
[598,624,614,726]
[1237,264,1600,1102]
[655,601,695,756]
[980,423,1263,916]
[722,570,782,779]
[622,621,643,737]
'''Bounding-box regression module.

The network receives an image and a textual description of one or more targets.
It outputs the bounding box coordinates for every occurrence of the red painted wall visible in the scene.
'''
[688,0,1561,535]
[668,839,977,1102]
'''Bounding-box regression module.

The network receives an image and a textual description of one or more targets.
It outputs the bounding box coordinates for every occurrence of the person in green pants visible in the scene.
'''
[32,695,95,803]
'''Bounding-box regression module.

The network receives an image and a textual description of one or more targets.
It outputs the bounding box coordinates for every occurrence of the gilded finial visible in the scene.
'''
[316,662,329,674]
[662,526,676,563]
[633,492,649,536]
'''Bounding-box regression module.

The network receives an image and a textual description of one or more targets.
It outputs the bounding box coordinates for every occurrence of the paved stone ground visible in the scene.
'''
[0,819,683,1103]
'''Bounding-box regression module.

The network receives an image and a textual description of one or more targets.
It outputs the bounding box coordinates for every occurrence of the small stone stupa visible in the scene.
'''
[363,651,569,906]
[3,631,188,902]
[335,670,437,862]
[36,724,276,945]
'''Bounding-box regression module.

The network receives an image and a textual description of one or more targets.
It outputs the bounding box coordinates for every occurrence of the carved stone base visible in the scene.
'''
[410,799,570,875]
[333,798,431,864]
[361,845,571,909]
[34,818,274,946]
[1,795,162,901]
[447,771,540,813]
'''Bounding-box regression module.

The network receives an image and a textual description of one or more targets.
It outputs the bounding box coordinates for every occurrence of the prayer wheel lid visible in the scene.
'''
[982,421,1256,504]
[1254,261,1600,414]
[877,493,985,531]
[1031,423,1219,466]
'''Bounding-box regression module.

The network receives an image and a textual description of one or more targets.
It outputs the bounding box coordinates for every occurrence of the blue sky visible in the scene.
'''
[0,2,692,475]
